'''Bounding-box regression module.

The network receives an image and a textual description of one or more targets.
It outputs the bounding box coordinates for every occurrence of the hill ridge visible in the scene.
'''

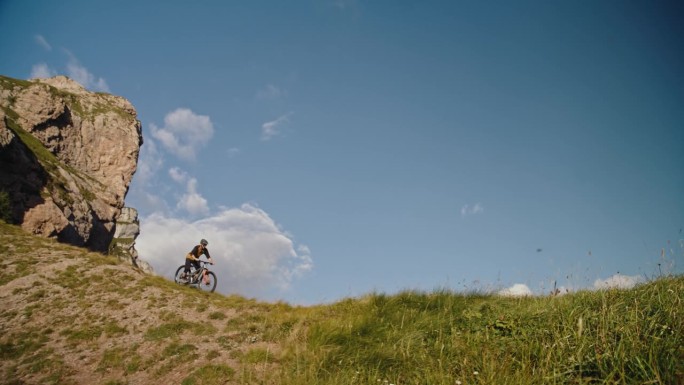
[0,221,281,384]
[1,221,682,384]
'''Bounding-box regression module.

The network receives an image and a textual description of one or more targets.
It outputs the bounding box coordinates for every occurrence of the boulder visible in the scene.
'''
[0,75,142,253]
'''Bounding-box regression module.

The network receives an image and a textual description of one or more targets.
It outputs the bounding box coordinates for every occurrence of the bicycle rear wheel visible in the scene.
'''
[198,271,217,293]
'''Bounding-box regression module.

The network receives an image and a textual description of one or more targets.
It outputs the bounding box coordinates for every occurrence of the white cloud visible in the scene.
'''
[461,203,484,217]
[139,192,169,214]
[28,47,108,91]
[35,35,52,51]
[127,139,170,216]
[498,283,532,297]
[136,204,313,298]
[30,63,56,79]
[164,165,209,216]
[135,139,164,185]
[166,165,209,216]
[177,177,209,216]
[65,53,110,92]
[256,84,285,100]
[261,112,292,141]
[168,167,188,183]
[151,108,214,160]
[593,274,643,290]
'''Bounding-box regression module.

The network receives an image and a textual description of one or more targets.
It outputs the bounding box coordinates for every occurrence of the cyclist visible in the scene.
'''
[181,238,214,284]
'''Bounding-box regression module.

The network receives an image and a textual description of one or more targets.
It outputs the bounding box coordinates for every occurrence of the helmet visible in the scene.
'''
[200,239,208,246]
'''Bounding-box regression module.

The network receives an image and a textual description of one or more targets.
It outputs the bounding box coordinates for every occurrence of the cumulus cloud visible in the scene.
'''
[126,139,170,215]
[136,204,313,298]
[134,139,164,184]
[138,192,169,214]
[261,112,292,141]
[27,46,108,91]
[177,178,209,216]
[168,167,188,183]
[498,283,532,297]
[65,52,110,92]
[593,274,643,290]
[151,108,214,160]
[30,63,56,79]
[165,166,209,215]
[461,203,484,217]
[35,35,52,51]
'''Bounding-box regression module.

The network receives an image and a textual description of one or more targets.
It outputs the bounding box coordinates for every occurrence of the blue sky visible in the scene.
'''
[2,0,683,303]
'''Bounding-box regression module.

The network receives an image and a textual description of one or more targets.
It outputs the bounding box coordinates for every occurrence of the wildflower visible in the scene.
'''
[473,371,479,376]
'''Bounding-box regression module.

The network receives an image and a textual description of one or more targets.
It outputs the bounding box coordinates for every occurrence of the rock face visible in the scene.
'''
[0,75,142,253]
[111,207,154,274]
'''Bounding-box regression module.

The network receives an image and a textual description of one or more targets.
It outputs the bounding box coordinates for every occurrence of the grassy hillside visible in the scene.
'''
[1,221,682,384]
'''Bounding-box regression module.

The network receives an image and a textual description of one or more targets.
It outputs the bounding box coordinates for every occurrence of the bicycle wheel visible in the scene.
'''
[198,271,217,293]
[174,265,187,284]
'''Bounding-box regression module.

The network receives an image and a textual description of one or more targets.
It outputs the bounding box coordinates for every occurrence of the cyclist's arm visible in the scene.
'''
[204,248,214,263]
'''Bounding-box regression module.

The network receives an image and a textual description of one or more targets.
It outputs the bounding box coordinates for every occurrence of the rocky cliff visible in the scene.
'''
[0,75,142,254]
[110,206,154,274]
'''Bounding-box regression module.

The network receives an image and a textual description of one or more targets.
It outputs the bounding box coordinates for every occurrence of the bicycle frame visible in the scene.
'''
[188,261,211,284]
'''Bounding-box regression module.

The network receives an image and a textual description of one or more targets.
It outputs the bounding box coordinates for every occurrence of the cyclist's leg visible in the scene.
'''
[191,260,201,281]
[181,259,192,279]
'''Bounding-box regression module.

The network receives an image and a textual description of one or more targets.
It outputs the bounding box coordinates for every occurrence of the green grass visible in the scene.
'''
[240,347,277,364]
[0,75,33,89]
[60,325,103,342]
[208,311,226,320]
[267,279,684,385]
[103,321,127,336]
[145,318,217,342]
[97,347,127,372]
[145,320,194,341]
[1,221,681,384]
[181,364,235,385]
[0,257,36,285]
[155,342,200,376]
[163,342,198,359]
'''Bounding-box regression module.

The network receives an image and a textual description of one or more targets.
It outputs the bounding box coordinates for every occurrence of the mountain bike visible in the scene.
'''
[174,260,217,293]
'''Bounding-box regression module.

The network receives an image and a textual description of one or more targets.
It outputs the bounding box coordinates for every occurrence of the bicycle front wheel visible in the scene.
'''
[198,271,217,293]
